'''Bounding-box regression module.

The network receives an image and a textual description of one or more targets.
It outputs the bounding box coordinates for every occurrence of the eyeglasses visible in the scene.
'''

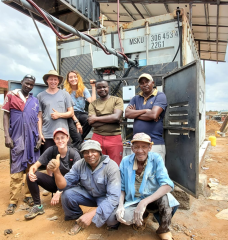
[23,74,36,81]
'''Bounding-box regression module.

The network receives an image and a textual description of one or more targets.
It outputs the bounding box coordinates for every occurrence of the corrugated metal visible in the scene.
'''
[97,1,228,62]
[2,0,100,33]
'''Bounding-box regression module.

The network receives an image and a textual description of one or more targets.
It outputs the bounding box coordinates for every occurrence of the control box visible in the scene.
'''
[92,51,118,69]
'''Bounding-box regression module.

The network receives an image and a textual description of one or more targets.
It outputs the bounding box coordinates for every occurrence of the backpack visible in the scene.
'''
[51,145,79,169]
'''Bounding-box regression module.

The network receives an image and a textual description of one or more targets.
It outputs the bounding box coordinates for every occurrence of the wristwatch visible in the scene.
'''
[74,119,79,124]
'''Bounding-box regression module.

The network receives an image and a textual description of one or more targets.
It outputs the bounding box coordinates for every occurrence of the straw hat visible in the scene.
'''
[43,70,63,86]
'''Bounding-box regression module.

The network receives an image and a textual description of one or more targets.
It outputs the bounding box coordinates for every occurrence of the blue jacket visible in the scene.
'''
[120,152,179,208]
[64,155,121,227]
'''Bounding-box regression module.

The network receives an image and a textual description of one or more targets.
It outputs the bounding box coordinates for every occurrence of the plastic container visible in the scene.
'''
[209,136,216,146]
[215,131,221,137]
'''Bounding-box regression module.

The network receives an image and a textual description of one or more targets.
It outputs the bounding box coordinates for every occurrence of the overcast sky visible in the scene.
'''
[0,1,227,111]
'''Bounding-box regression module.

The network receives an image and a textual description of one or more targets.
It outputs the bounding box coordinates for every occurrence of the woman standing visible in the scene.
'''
[64,71,96,148]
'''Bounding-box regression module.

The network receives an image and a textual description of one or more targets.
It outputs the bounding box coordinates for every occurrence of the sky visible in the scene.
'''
[0,1,228,111]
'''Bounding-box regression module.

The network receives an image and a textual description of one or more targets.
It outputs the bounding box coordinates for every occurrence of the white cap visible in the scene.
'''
[138,73,153,82]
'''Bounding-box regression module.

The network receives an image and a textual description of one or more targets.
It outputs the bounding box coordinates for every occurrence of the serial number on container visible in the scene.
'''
[151,30,179,49]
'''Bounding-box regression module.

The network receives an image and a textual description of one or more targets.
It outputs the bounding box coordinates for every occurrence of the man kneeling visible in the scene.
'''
[24,128,81,219]
[47,140,121,235]
[115,133,179,240]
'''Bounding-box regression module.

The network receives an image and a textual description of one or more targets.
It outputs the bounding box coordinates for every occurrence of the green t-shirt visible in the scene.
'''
[88,96,123,136]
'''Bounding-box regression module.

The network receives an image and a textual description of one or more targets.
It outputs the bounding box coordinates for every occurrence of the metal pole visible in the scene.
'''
[189,2,192,29]
[145,21,150,65]
[29,11,56,71]
[4,0,136,66]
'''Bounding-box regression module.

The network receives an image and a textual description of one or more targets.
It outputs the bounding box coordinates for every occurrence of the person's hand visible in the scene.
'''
[154,116,160,122]
[28,165,38,182]
[116,205,129,225]
[51,108,60,120]
[133,200,147,226]
[47,154,60,172]
[126,104,136,110]
[5,136,14,149]
[40,133,45,143]
[90,79,96,86]
[76,211,95,228]
[76,122,83,134]
[51,191,62,206]
[88,115,97,125]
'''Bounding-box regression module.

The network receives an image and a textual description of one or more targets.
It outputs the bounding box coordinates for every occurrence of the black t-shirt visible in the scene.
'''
[38,146,81,176]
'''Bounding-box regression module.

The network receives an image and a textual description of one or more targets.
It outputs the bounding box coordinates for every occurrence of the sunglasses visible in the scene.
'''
[23,74,36,81]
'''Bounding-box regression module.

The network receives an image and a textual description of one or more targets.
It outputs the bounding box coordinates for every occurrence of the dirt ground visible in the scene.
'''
[0,136,228,239]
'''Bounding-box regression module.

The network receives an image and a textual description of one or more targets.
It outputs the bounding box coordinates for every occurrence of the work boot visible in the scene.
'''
[24,205,45,220]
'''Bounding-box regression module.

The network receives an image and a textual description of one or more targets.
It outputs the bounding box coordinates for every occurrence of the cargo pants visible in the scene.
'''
[10,165,31,204]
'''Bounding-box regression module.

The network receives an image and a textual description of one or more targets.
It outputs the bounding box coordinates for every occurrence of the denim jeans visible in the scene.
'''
[61,185,118,227]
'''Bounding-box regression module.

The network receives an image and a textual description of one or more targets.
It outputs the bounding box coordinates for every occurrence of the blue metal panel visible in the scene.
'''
[8,81,47,97]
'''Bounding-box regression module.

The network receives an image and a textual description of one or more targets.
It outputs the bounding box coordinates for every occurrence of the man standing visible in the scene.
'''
[125,73,167,161]
[115,133,179,240]
[24,127,81,220]
[88,80,124,165]
[37,70,74,154]
[48,140,121,235]
[2,74,41,214]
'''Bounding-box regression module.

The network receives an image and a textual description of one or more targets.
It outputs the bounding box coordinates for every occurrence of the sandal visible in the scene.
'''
[23,197,34,206]
[68,222,82,235]
[5,204,17,215]
[157,232,174,240]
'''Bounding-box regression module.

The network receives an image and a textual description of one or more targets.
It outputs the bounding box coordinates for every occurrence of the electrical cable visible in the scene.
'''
[26,0,74,39]
[25,0,130,64]
[172,10,181,62]
[155,9,181,74]
[117,0,124,53]
[111,64,133,95]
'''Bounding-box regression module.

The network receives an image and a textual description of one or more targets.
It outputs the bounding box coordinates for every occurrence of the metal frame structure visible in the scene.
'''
[97,0,228,63]
[2,0,136,66]
[2,0,228,62]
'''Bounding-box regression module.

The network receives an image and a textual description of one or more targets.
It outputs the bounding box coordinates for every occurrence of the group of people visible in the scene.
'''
[2,70,179,240]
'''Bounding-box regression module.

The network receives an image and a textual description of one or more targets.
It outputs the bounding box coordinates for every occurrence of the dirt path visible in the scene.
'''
[0,137,228,240]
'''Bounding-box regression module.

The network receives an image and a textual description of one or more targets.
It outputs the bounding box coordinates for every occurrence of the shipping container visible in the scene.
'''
[57,9,205,197]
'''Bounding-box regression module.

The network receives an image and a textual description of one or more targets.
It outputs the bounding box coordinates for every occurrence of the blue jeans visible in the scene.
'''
[61,185,118,227]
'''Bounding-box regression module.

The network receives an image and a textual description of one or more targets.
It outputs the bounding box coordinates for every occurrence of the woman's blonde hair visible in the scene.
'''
[64,70,85,97]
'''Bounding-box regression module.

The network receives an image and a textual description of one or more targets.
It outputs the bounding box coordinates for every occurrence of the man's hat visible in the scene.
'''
[131,133,154,145]
[22,74,36,82]
[138,73,153,82]
[53,127,69,138]
[43,70,63,86]
[80,140,102,152]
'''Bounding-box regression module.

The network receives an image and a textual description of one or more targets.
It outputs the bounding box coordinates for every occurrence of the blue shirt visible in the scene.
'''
[63,155,121,227]
[129,90,167,145]
[68,88,91,112]
[120,152,179,208]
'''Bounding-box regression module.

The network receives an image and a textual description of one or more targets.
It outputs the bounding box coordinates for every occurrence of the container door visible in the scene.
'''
[163,60,200,198]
